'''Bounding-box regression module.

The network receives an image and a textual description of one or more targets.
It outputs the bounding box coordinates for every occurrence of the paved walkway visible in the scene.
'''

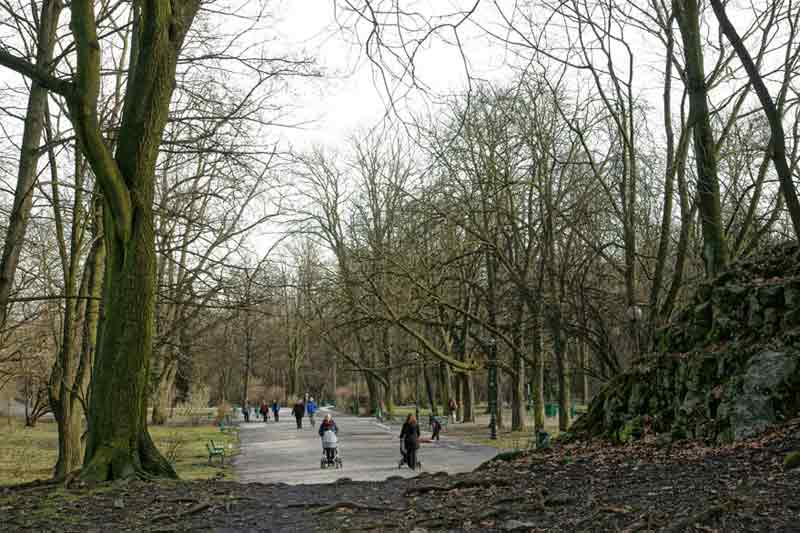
[235,408,499,485]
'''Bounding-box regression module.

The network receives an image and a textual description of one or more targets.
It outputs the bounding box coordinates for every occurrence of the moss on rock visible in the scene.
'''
[784,451,800,470]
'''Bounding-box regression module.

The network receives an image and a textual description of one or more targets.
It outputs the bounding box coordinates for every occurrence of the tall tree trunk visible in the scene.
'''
[554,325,571,432]
[674,0,727,276]
[423,363,438,416]
[495,371,504,430]
[365,373,379,414]
[439,362,452,416]
[580,341,590,403]
[710,0,800,238]
[511,351,525,431]
[151,356,177,426]
[0,0,62,328]
[461,372,475,422]
[383,348,394,412]
[530,301,545,431]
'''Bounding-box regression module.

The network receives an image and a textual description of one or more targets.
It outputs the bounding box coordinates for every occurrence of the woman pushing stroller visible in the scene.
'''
[319,414,342,468]
[399,414,421,469]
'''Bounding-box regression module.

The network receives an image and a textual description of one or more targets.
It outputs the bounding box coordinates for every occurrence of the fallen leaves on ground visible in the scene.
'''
[1,419,798,532]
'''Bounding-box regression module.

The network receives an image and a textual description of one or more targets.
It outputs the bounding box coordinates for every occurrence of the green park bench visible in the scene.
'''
[206,440,225,465]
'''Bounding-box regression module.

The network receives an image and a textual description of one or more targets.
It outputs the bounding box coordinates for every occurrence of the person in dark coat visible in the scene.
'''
[260,401,269,423]
[400,414,421,469]
[431,417,442,441]
[292,399,305,429]
[271,400,280,422]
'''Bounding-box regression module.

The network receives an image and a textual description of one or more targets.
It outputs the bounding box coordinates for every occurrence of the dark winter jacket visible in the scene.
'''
[400,422,420,449]
[271,402,279,414]
[318,419,338,437]
[292,403,305,418]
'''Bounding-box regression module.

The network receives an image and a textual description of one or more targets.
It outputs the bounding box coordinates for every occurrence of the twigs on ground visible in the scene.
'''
[404,477,511,497]
[151,502,210,522]
[663,499,737,533]
[286,501,405,513]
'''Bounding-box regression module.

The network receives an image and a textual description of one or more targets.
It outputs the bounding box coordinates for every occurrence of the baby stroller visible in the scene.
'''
[320,428,343,469]
[398,439,422,470]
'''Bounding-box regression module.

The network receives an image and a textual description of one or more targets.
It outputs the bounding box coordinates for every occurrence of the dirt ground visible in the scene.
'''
[2,419,798,532]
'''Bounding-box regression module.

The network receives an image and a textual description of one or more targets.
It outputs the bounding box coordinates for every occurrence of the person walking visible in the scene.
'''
[448,398,457,424]
[400,414,421,469]
[306,397,318,427]
[431,417,442,441]
[271,400,280,422]
[292,399,305,429]
[260,401,269,423]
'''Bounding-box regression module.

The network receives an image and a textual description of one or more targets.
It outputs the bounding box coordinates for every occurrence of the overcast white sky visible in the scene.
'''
[268,1,516,150]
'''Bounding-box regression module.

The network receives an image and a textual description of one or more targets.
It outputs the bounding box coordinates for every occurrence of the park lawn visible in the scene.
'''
[0,416,239,486]
[458,424,561,450]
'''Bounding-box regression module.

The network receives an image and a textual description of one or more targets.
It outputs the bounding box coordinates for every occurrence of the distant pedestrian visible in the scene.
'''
[307,397,318,427]
[271,400,280,422]
[431,417,442,441]
[260,401,269,423]
[448,398,457,424]
[292,399,305,429]
[400,414,421,469]
[243,401,251,423]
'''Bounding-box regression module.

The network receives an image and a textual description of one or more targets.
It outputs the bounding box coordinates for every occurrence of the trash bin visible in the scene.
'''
[545,403,558,417]
[536,429,551,449]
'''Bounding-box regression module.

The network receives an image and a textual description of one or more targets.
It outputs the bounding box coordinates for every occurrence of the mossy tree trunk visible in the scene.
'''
[54,0,200,481]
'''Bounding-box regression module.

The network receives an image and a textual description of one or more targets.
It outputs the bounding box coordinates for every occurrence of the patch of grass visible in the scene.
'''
[0,418,58,485]
[459,422,562,450]
[150,424,240,481]
[0,416,240,486]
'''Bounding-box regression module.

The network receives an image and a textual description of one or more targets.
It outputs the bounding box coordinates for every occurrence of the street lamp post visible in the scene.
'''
[487,338,497,440]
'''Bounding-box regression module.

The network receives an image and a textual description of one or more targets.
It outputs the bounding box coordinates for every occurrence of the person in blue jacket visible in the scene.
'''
[271,400,280,422]
[306,397,318,427]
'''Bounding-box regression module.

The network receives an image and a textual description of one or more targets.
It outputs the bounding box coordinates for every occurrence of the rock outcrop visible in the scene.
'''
[573,242,800,443]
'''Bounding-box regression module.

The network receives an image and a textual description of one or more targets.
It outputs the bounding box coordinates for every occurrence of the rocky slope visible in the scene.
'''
[572,241,800,444]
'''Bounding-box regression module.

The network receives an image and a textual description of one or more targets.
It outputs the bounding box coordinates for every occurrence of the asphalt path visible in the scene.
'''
[235,407,499,485]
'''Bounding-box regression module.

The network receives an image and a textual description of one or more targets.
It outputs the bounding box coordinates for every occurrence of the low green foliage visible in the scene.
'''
[0,416,239,486]
[784,450,800,470]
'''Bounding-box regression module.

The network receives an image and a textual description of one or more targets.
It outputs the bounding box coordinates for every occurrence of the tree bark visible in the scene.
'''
[673,0,727,277]
[709,0,800,239]
[78,0,202,481]
[0,0,62,328]
[423,363,438,416]
[151,356,177,426]
[511,351,525,431]
[461,372,475,423]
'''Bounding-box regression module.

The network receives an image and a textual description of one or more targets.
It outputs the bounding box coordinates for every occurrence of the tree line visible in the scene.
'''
[0,0,799,481]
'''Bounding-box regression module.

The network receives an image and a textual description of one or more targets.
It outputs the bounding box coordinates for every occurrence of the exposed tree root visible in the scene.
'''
[285,501,405,514]
[663,499,737,533]
[151,502,210,522]
[404,477,511,497]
